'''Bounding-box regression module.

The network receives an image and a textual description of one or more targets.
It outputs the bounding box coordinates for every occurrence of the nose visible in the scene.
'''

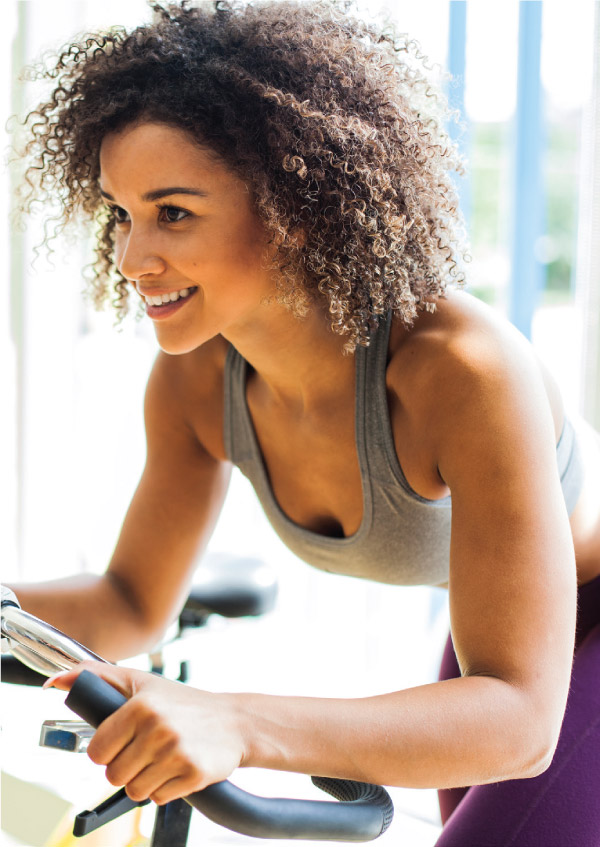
[116,225,167,282]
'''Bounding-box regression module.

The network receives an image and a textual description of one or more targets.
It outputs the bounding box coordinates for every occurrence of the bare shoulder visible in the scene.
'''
[390,290,540,380]
[388,289,563,430]
[145,334,231,462]
[384,290,564,497]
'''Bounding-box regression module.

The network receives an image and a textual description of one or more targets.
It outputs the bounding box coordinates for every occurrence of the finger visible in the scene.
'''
[86,701,139,765]
[41,662,103,691]
[124,762,169,803]
[43,661,143,698]
[103,719,174,786]
[103,739,144,788]
[149,773,206,806]
[43,671,72,690]
[128,761,203,806]
[87,681,176,766]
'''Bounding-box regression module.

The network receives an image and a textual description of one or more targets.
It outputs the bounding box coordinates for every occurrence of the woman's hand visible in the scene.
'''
[45,661,245,805]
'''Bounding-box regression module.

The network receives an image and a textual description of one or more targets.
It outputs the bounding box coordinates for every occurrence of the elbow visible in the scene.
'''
[463,673,568,784]
[493,682,564,781]
[502,672,569,781]
[511,707,562,780]
[497,734,557,783]
[103,571,171,660]
[522,692,567,779]
[521,735,558,779]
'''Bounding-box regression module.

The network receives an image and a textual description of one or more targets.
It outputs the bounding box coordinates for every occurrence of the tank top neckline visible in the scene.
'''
[223,312,584,586]
[229,324,380,547]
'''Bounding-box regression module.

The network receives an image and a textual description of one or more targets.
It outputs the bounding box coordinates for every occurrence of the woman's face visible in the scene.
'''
[99,121,279,354]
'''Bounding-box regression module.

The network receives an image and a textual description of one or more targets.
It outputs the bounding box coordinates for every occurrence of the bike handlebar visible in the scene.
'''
[1,592,393,841]
[1,604,107,677]
[0,654,48,686]
[66,670,394,842]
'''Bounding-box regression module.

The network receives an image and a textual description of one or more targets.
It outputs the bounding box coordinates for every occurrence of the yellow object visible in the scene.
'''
[0,770,149,847]
[45,803,149,847]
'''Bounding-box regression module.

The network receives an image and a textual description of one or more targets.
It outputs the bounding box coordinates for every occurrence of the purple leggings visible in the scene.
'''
[435,573,600,847]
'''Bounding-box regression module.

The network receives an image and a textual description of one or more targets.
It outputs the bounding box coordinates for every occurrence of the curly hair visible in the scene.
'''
[19,0,467,350]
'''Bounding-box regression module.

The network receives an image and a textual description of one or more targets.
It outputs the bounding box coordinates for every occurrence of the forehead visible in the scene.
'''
[99,121,242,196]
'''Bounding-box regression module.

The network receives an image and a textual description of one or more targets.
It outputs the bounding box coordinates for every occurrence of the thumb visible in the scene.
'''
[43,660,144,698]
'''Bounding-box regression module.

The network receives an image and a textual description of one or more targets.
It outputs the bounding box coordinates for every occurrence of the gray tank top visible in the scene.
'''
[223,312,584,586]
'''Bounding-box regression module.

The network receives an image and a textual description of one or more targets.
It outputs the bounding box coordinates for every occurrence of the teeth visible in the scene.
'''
[145,288,192,307]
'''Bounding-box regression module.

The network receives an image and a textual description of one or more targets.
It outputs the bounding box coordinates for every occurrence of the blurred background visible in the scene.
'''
[1,1,599,845]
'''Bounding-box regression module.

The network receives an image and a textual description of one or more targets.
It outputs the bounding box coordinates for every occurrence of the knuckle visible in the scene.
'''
[195,775,211,792]
[126,783,148,803]
[182,763,208,792]
[143,711,163,733]
[152,728,180,758]
[87,743,107,766]
[184,761,202,784]
[135,699,170,737]
[104,764,124,786]
[188,772,204,792]
[133,696,156,721]
[150,789,170,806]
[158,725,179,748]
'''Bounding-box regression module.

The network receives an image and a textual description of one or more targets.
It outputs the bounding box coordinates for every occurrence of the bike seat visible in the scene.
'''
[179,554,278,628]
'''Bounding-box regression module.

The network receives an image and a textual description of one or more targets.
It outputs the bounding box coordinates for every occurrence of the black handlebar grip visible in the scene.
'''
[65,670,128,727]
[64,670,393,841]
[186,778,393,841]
[0,655,48,687]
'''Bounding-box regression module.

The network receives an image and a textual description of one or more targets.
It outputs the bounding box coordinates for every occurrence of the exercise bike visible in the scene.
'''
[1,560,394,846]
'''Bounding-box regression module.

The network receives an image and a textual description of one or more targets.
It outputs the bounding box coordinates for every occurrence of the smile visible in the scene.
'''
[143,287,196,306]
[143,286,199,320]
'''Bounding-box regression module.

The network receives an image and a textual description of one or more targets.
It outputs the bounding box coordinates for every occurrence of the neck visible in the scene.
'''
[222,301,355,415]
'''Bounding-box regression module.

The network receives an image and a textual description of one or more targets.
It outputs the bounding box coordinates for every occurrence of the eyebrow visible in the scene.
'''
[100,186,210,202]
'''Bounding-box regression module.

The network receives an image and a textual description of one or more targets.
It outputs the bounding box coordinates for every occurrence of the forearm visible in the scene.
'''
[6,573,159,661]
[235,676,554,789]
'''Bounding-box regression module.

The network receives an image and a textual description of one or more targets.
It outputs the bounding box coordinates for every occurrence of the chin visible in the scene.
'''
[154,332,205,356]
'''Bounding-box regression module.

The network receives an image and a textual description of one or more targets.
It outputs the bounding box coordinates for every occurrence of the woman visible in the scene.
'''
[9,2,600,844]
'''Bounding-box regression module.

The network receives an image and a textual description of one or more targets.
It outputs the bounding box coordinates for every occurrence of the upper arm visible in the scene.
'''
[432,328,577,748]
[107,349,231,639]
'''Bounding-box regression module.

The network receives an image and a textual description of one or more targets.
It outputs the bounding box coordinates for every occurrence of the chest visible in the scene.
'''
[246,387,363,538]
[243,374,447,540]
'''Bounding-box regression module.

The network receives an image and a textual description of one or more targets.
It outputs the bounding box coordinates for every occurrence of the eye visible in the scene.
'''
[158,205,190,224]
[107,205,130,225]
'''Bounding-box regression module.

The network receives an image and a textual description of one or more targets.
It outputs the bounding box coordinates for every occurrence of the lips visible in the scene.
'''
[136,284,197,304]
[143,286,199,320]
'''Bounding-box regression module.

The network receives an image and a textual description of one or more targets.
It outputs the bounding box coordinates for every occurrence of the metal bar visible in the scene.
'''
[10,1,27,576]
[576,3,600,427]
[447,0,471,223]
[509,0,545,338]
[39,720,95,753]
[150,799,193,847]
